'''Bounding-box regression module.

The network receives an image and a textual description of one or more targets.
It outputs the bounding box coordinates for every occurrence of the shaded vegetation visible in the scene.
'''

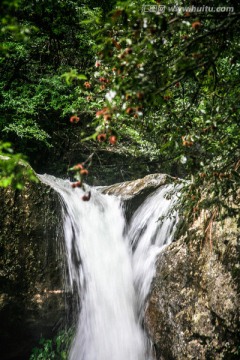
[70,0,240,227]
[30,329,74,360]
[0,0,239,224]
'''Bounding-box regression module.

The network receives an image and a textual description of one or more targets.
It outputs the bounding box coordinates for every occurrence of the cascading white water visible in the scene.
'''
[39,174,179,360]
[128,185,179,319]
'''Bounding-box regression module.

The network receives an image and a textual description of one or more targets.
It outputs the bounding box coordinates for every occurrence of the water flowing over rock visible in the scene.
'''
[101,175,240,359]
[40,174,179,360]
[0,172,239,360]
[101,173,178,221]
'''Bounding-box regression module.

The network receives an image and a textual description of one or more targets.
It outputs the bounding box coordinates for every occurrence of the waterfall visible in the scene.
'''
[128,186,179,319]
[39,174,179,360]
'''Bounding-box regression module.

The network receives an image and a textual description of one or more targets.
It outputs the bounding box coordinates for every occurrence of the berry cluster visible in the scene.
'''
[69,163,91,201]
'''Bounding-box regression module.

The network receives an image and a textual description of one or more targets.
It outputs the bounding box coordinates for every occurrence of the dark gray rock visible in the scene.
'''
[0,179,67,360]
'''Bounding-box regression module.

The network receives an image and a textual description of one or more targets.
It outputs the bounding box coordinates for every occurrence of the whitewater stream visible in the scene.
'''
[39,175,179,360]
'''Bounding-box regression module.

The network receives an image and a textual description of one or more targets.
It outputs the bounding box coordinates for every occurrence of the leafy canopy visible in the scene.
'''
[70,0,240,226]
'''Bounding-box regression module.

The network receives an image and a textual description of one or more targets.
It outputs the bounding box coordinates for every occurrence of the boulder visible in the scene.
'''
[101,173,178,221]
[145,219,240,359]
[0,179,67,360]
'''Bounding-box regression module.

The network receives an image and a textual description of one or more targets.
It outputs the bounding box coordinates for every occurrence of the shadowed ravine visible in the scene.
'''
[39,174,179,360]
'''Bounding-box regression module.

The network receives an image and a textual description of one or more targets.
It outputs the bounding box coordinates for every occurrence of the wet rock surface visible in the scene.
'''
[145,220,240,360]
[103,175,240,358]
[101,173,178,221]
[0,179,67,360]
[101,173,170,198]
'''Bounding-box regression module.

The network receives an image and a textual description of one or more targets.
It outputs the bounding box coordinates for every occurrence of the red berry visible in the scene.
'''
[96,107,109,118]
[82,191,91,201]
[80,169,89,176]
[71,181,82,188]
[192,21,201,30]
[109,135,117,145]
[84,82,91,88]
[97,133,107,142]
[70,116,80,123]
[99,77,109,83]
[126,107,134,115]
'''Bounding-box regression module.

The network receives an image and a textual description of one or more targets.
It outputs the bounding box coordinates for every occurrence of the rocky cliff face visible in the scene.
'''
[103,174,240,358]
[144,219,240,360]
[0,179,67,360]
[103,175,240,359]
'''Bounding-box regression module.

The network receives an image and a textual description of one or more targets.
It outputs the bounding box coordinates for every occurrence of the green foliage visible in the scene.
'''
[64,0,240,227]
[30,329,74,360]
[61,70,87,86]
[1,0,239,228]
[0,0,100,154]
[0,0,36,48]
[0,141,37,189]
[0,0,109,185]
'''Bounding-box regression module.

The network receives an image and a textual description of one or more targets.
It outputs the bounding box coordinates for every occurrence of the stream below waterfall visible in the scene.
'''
[39,175,179,360]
